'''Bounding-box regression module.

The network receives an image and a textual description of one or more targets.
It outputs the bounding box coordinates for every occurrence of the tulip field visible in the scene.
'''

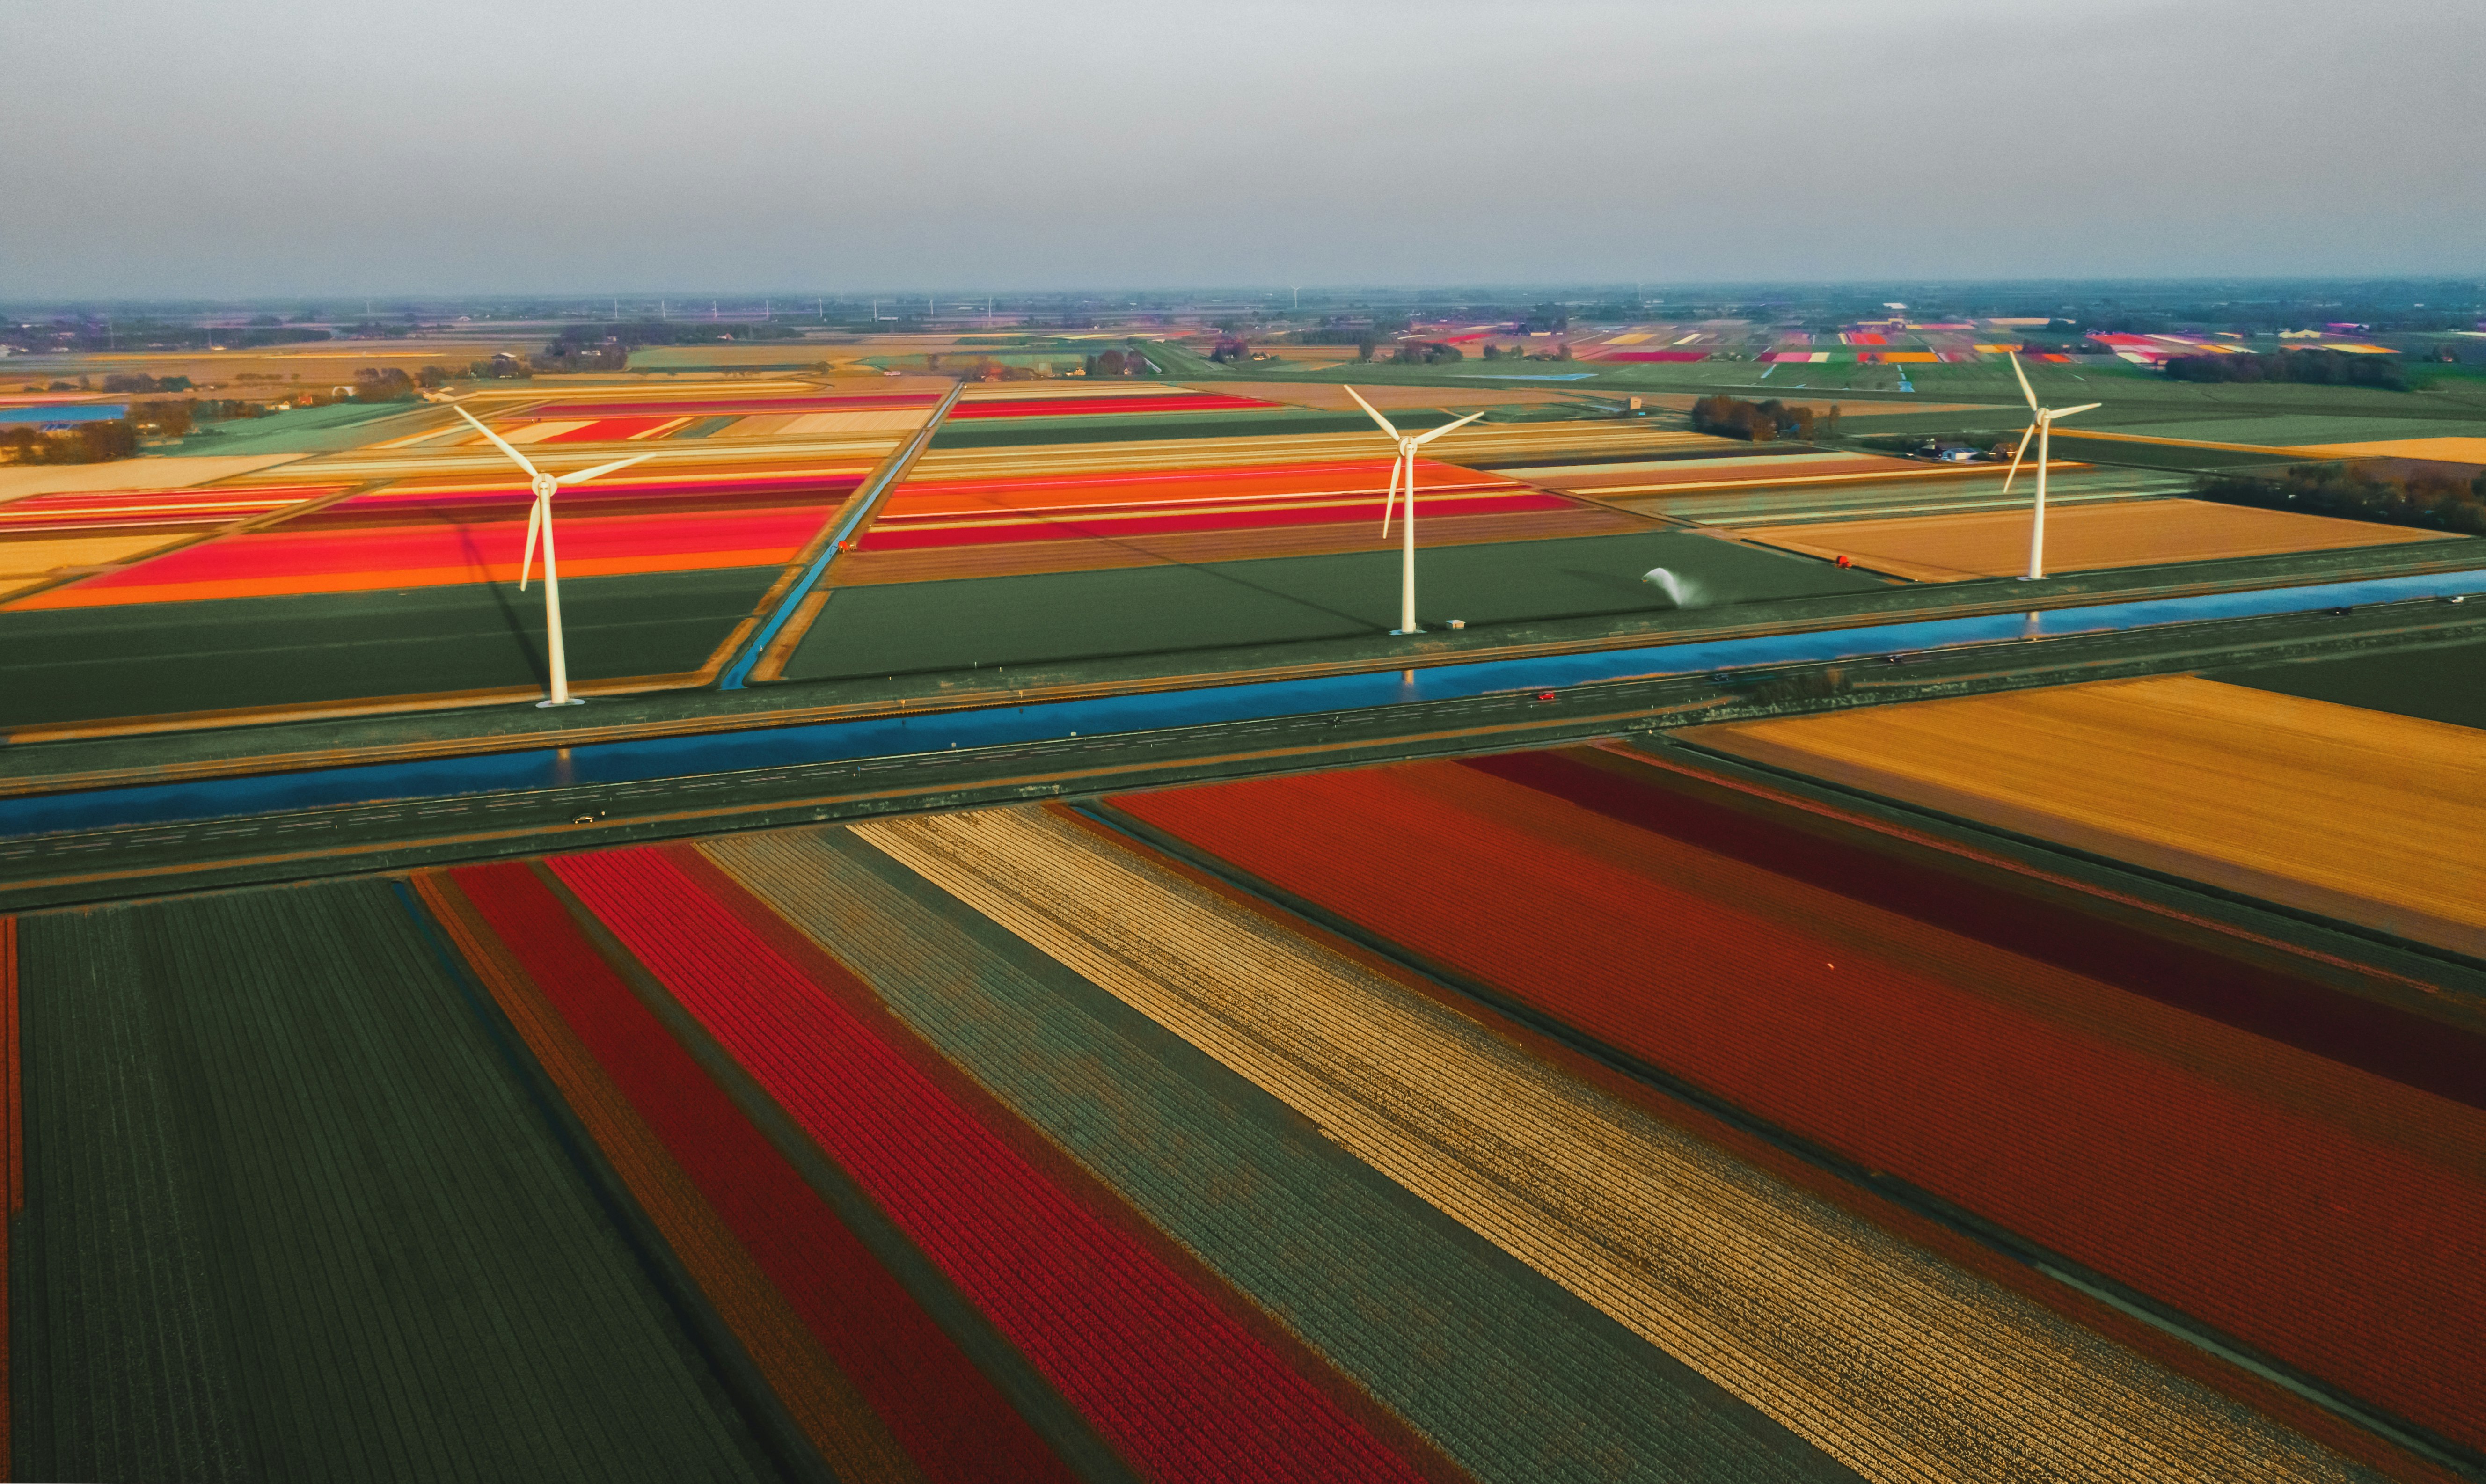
[7,723,2478,1480]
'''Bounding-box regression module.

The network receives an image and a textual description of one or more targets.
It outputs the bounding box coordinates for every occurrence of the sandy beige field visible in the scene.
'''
[1688,675,2486,957]
[0,454,307,504]
[1738,497,2454,581]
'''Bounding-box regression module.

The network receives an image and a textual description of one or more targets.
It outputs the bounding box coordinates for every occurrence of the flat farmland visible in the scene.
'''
[840,456,1621,583]
[0,455,308,504]
[1181,379,1587,412]
[773,528,1890,682]
[2216,636,2486,731]
[1735,497,2460,581]
[0,564,784,735]
[1685,675,2486,958]
[1654,467,2195,529]
[906,422,1742,483]
[1111,748,2486,1459]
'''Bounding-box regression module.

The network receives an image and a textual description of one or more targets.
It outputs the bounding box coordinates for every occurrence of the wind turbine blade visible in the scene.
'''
[519,497,543,592]
[557,453,656,485]
[2000,423,2035,497]
[1411,409,1488,446]
[1379,460,1398,538]
[454,405,544,479]
[1343,385,1401,440]
[2009,351,2039,414]
[2052,402,2102,418]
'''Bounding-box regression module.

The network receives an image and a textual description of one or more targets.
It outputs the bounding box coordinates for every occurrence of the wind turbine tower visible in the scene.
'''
[454,407,653,706]
[2000,352,2100,580]
[1345,387,1484,634]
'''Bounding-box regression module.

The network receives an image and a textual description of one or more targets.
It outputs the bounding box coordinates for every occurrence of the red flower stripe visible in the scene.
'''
[1471,748,2486,1111]
[534,395,940,418]
[879,459,1499,520]
[548,845,1430,1484]
[22,506,831,607]
[1111,762,2486,1450]
[331,472,866,512]
[948,394,1281,419]
[856,490,1570,551]
[446,860,1068,1484]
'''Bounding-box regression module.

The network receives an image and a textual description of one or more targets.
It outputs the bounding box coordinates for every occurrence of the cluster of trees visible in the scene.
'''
[2163,348,2408,391]
[2194,461,2486,535]
[1084,349,1156,376]
[352,367,420,402]
[925,355,1059,381]
[1691,394,1839,441]
[0,420,138,464]
[101,373,194,394]
[1389,342,1464,365]
[1479,342,1572,361]
[532,335,629,372]
[1206,338,1253,363]
[0,320,331,354]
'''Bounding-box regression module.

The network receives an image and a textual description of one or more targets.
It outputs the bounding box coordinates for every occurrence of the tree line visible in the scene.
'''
[2194,461,2486,535]
[2163,349,2408,391]
[1691,394,1840,441]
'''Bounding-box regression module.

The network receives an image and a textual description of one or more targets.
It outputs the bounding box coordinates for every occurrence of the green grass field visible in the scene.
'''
[155,400,429,457]
[776,530,1893,682]
[0,567,776,728]
[13,880,789,1481]
[2214,635,2486,731]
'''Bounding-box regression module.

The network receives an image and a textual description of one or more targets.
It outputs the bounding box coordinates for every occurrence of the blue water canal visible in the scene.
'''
[6,567,2479,841]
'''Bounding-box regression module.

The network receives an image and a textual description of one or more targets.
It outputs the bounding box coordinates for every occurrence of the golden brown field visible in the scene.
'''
[1688,675,2486,957]
[2299,436,2486,464]
[1738,497,2454,580]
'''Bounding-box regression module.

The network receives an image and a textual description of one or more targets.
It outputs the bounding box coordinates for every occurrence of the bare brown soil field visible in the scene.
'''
[824,504,1652,585]
[1737,498,2454,582]
[1688,675,2486,958]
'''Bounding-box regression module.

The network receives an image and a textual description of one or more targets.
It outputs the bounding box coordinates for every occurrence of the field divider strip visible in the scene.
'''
[722,380,965,690]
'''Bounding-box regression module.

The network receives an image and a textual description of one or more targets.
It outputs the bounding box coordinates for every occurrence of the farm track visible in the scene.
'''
[3,596,2483,914]
[1106,757,2486,1460]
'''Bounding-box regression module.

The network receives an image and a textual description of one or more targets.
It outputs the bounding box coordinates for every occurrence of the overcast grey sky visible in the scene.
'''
[4,0,2480,297]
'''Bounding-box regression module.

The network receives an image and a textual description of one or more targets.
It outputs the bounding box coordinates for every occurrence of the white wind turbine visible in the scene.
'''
[1345,387,1486,634]
[455,405,653,706]
[1999,351,2101,580]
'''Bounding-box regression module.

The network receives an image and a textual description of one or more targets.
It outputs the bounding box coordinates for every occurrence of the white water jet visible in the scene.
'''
[1642,566,1696,607]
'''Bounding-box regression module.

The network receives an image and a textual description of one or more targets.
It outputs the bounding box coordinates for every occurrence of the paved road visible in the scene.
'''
[4,597,2477,912]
